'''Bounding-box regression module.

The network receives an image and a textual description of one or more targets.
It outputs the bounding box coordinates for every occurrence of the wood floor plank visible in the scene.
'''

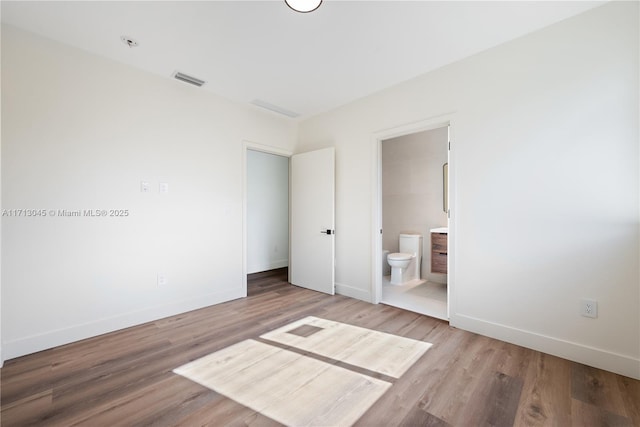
[355,321,464,426]
[131,381,220,427]
[617,374,640,426]
[422,334,503,425]
[60,375,208,426]
[570,398,634,427]
[470,371,524,426]
[398,407,451,427]
[494,340,535,380]
[0,362,54,407]
[571,363,629,418]
[175,391,272,427]
[0,389,53,426]
[1,268,638,427]
[514,352,573,426]
[231,412,284,427]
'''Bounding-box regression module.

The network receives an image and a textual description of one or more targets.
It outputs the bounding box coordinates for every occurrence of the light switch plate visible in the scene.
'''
[157,273,167,287]
[159,182,169,194]
[141,181,150,193]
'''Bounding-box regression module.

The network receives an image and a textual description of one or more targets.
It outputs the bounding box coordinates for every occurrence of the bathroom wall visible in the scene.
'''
[247,150,289,274]
[382,127,448,283]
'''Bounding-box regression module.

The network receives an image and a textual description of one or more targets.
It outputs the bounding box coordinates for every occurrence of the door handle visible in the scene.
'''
[320,229,333,235]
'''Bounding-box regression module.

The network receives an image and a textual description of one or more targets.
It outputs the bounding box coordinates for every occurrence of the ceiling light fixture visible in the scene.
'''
[284,0,322,13]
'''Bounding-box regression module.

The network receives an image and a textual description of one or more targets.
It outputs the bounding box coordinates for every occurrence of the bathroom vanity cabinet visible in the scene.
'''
[430,231,447,274]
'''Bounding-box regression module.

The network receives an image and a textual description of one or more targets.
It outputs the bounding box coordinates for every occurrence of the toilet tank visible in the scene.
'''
[399,234,423,257]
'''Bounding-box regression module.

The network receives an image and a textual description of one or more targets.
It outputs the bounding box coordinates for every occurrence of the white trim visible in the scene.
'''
[370,113,456,316]
[243,140,293,158]
[447,123,456,320]
[335,282,372,302]
[452,314,640,380]
[0,191,2,368]
[3,288,244,361]
[371,131,382,303]
[241,140,293,293]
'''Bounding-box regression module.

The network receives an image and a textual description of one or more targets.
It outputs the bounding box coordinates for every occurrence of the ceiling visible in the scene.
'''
[1,1,605,120]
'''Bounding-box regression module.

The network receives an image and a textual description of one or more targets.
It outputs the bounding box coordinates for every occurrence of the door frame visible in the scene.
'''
[241,141,293,296]
[370,113,456,319]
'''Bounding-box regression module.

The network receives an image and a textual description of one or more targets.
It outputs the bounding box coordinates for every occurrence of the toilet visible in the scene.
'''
[387,234,423,285]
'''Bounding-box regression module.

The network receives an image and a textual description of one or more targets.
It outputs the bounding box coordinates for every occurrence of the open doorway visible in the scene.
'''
[379,127,449,320]
[243,143,292,295]
[243,143,336,297]
[372,116,453,321]
[246,149,289,273]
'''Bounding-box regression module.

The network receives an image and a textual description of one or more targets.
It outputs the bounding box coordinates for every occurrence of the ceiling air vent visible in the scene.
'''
[251,99,300,118]
[172,71,206,87]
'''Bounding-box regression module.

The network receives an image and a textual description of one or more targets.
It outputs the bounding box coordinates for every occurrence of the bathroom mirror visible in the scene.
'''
[443,163,448,213]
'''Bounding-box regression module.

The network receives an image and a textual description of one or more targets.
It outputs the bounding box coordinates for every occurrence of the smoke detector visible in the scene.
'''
[120,36,139,48]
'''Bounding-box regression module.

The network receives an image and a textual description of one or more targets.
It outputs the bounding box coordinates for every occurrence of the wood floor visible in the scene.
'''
[1,268,638,426]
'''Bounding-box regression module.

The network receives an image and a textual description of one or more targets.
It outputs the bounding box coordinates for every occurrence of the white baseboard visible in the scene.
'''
[3,288,245,361]
[335,282,372,302]
[451,313,640,380]
[247,259,288,274]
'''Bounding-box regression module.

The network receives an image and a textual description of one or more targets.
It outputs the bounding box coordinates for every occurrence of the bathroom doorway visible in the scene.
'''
[378,125,449,320]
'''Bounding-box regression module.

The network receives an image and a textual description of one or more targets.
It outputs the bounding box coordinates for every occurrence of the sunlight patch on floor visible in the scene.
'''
[261,316,431,378]
[174,317,432,426]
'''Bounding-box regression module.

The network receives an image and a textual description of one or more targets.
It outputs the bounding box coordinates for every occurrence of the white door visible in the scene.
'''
[290,147,335,295]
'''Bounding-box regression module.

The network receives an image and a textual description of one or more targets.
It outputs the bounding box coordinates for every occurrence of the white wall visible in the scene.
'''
[0,52,3,367]
[298,2,639,379]
[1,25,297,360]
[382,128,448,283]
[247,150,289,273]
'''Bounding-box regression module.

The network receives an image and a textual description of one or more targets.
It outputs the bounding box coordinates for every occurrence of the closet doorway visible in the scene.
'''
[245,147,290,292]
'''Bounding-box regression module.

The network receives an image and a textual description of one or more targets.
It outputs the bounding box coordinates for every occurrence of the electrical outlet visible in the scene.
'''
[157,273,167,287]
[580,298,598,318]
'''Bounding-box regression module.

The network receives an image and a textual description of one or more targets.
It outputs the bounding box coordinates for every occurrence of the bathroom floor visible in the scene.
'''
[381,276,448,320]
